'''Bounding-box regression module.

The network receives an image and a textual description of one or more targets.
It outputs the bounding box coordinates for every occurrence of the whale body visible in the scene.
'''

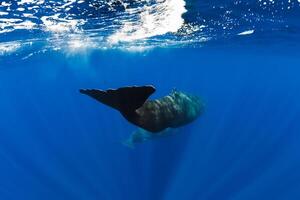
[79,85,204,133]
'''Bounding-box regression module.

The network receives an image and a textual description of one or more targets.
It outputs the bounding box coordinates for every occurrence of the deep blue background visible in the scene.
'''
[0,43,300,199]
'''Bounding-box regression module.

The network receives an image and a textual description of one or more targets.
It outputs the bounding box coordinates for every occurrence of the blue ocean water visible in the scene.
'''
[1,0,300,199]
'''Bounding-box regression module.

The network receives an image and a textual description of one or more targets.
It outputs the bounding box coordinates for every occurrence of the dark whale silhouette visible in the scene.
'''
[79,85,203,133]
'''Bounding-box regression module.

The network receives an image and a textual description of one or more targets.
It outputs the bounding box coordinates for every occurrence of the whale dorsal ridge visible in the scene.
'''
[79,85,155,113]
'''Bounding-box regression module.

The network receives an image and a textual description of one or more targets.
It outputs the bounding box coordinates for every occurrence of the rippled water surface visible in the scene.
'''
[0,0,299,55]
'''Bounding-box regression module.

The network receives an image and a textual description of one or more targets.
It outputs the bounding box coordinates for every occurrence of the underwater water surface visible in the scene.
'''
[0,0,300,200]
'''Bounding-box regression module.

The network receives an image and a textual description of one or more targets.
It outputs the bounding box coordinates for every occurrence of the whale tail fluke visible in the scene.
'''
[79,85,155,113]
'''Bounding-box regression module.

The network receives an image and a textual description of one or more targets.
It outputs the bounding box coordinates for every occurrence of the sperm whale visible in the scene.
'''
[79,85,203,133]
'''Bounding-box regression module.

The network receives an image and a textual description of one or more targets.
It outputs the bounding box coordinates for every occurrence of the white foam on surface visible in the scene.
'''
[41,14,84,33]
[0,11,8,16]
[0,19,23,23]
[17,0,44,5]
[23,13,36,18]
[238,30,255,35]
[17,8,26,11]
[0,0,210,55]
[0,18,37,32]
[108,0,187,43]
[1,2,11,7]
[0,42,21,55]
[14,20,36,30]
[18,0,35,5]
[60,0,77,9]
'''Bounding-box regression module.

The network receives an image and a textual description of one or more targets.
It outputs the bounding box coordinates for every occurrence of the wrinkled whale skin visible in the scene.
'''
[129,90,203,132]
